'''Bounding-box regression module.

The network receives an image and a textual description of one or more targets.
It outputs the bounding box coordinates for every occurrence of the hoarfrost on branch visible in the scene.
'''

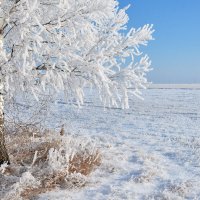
[0,0,154,108]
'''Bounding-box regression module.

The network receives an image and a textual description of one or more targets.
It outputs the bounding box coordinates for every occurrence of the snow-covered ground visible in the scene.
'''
[148,84,200,89]
[39,87,200,200]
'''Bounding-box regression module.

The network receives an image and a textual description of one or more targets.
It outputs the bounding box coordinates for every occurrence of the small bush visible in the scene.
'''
[1,124,101,200]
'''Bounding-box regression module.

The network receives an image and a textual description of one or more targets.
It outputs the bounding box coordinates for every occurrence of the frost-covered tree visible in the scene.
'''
[0,0,154,164]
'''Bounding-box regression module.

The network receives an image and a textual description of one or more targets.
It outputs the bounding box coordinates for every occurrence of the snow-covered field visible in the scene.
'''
[39,87,200,200]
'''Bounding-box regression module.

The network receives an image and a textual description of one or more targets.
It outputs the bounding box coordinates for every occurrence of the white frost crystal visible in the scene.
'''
[0,0,153,108]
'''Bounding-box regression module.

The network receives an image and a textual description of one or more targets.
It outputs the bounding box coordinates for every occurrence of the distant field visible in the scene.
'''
[148,84,200,89]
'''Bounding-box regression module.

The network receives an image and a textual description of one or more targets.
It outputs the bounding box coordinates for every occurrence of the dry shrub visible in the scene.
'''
[69,150,101,176]
[1,124,101,200]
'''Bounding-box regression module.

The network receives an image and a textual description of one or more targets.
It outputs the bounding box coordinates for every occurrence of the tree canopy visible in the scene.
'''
[0,0,154,108]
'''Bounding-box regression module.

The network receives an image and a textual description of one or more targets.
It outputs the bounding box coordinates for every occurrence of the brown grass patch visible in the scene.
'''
[20,151,101,199]
[69,151,101,176]
[2,125,101,199]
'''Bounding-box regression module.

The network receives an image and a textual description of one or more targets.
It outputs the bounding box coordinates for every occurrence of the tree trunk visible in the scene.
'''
[0,14,10,165]
[0,93,10,165]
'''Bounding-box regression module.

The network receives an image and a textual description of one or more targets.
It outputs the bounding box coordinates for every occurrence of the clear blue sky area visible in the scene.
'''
[118,0,200,83]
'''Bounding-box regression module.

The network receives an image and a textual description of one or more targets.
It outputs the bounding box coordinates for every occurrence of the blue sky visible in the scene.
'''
[118,0,200,83]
